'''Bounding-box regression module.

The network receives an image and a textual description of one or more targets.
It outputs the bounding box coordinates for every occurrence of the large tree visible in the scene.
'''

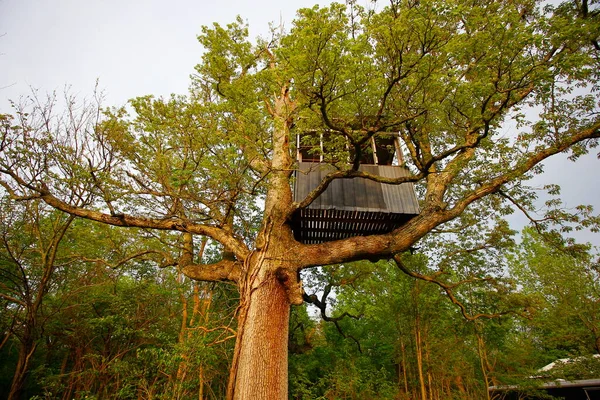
[1,1,599,398]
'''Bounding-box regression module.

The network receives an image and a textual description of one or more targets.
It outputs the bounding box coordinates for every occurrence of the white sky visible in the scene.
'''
[0,0,341,107]
[1,0,598,247]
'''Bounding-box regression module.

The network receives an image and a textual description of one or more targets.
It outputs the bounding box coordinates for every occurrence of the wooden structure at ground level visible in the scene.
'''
[291,133,420,244]
[489,379,600,399]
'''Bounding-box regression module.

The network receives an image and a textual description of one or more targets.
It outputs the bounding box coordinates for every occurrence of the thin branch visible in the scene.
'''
[448,121,600,221]
[187,325,236,335]
[0,292,26,306]
[303,284,363,352]
[497,190,547,234]
[78,250,176,269]
[393,255,513,321]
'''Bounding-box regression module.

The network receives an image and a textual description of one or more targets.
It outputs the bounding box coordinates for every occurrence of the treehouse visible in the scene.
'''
[291,132,420,244]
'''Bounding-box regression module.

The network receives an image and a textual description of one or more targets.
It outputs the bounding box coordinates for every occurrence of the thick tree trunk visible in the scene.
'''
[227,258,293,400]
[224,87,299,400]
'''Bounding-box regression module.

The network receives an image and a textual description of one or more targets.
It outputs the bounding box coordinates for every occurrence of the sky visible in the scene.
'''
[0,0,338,107]
[1,0,599,247]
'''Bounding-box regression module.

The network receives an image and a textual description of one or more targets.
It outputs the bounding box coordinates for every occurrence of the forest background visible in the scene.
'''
[1,210,599,399]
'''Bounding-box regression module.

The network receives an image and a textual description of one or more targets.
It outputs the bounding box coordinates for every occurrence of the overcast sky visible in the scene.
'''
[1,0,598,247]
[0,0,340,107]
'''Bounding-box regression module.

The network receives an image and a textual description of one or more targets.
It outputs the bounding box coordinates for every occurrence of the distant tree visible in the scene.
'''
[37,259,235,399]
[0,197,177,399]
[0,198,76,400]
[292,254,531,400]
[510,228,600,359]
[0,203,236,399]
[1,1,599,398]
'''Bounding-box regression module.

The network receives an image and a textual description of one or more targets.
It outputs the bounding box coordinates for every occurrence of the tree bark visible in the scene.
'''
[402,339,409,395]
[415,314,427,400]
[225,248,299,400]
[228,269,291,400]
[222,86,301,400]
[476,331,492,400]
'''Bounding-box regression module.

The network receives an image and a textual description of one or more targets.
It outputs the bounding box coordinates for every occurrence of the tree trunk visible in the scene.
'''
[414,313,427,400]
[227,259,292,400]
[399,337,409,395]
[412,282,427,400]
[476,331,492,400]
[7,338,37,400]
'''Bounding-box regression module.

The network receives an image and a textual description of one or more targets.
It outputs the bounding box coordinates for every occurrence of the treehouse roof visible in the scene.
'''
[291,162,420,244]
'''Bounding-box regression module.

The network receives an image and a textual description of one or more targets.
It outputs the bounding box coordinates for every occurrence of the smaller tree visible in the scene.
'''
[292,254,530,400]
[510,228,600,360]
[0,198,77,400]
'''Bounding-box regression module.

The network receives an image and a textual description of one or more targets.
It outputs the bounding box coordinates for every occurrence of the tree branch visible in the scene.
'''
[31,189,251,262]
[393,255,516,321]
[182,260,242,283]
[77,250,176,269]
[0,292,26,306]
[448,121,600,220]
[303,284,363,352]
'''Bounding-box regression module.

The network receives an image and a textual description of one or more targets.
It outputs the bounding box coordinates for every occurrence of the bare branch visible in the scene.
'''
[77,250,176,269]
[303,284,363,352]
[393,255,515,321]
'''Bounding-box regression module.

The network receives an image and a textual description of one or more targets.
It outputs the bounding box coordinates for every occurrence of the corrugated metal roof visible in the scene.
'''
[291,162,420,243]
[293,162,420,214]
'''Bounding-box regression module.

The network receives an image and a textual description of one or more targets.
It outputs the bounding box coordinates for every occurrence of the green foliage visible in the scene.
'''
[291,258,495,399]
[509,228,600,361]
[0,195,237,399]
[8,263,237,399]
[291,237,600,399]
[541,355,600,381]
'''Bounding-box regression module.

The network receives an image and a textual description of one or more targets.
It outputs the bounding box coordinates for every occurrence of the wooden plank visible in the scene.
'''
[341,175,356,211]
[378,165,420,214]
[308,164,322,208]
[330,176,343,210]
[291,207,417,243]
